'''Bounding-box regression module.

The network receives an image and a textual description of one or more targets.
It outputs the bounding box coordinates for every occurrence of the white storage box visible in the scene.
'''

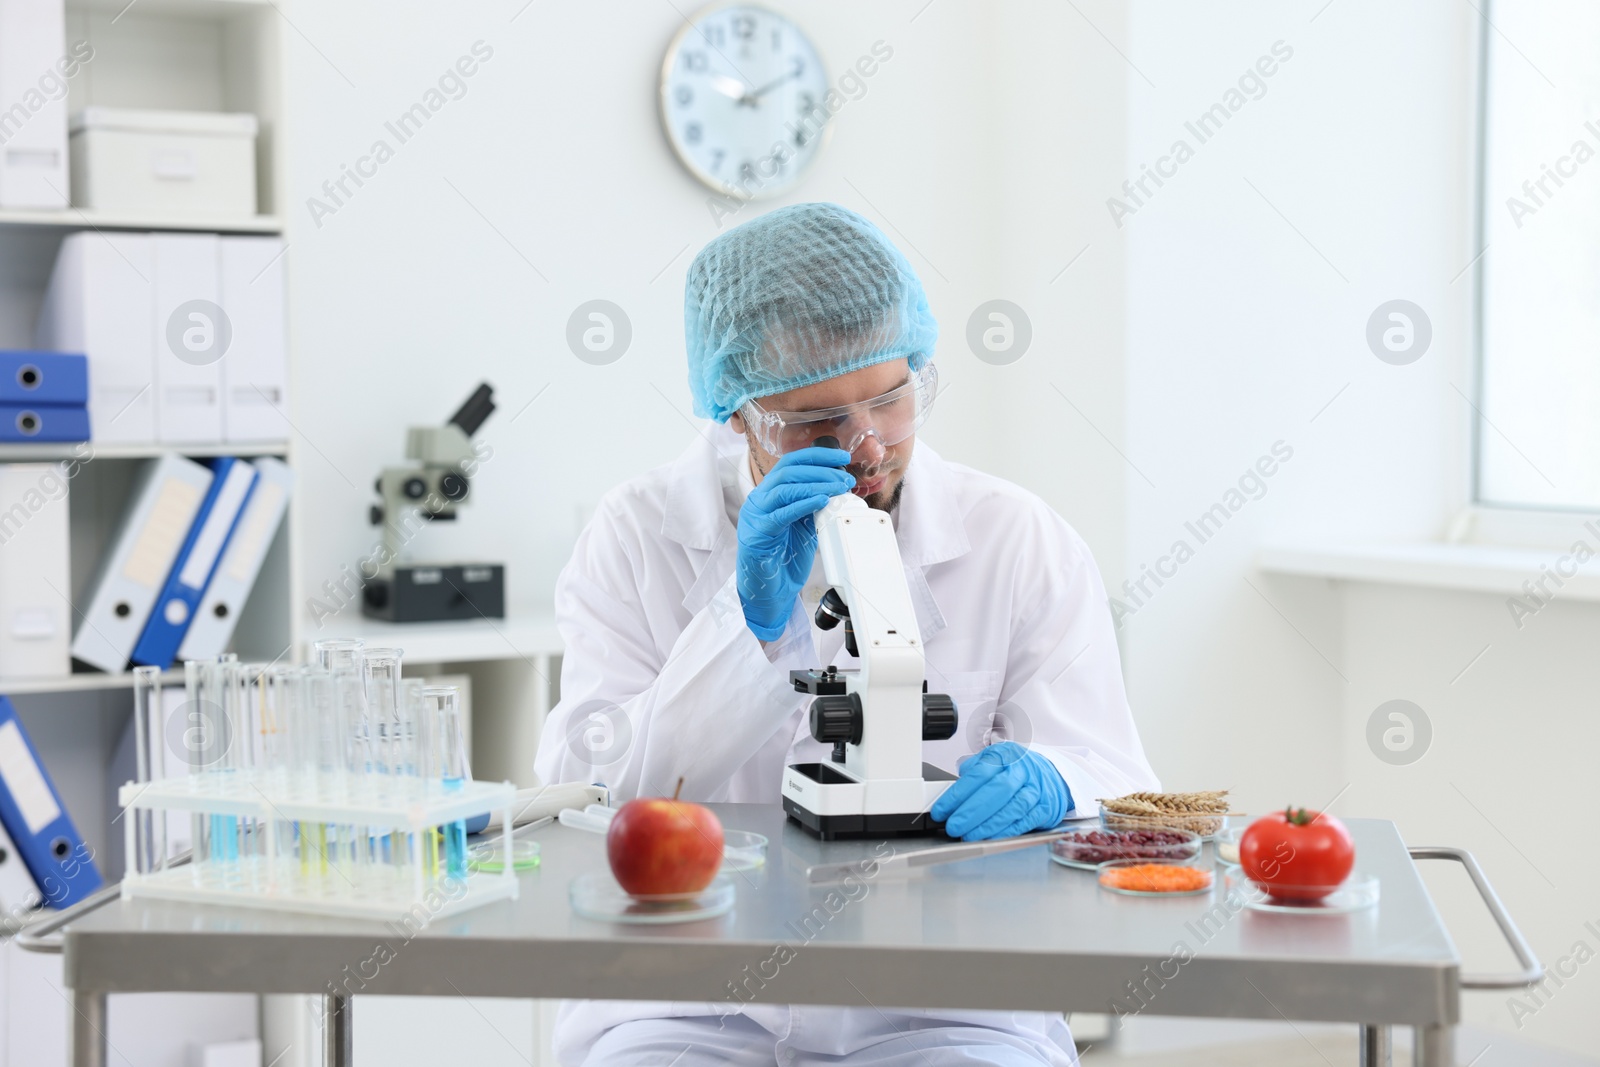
[69,108,258,219]
[0,0,70,209]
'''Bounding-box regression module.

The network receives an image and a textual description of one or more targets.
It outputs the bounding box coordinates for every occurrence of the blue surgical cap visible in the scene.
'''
[684,202,938,423]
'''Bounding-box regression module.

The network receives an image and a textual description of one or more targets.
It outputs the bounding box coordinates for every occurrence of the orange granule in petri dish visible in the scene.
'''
[1099,863,1212,893]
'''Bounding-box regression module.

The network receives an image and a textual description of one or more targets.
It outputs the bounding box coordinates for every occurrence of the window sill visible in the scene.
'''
[1255,543,1600,602]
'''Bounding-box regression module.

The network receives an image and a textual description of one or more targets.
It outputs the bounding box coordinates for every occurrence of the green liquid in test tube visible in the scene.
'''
[290,666,332,883]
[425,686,469,882]
[314,639,366,887]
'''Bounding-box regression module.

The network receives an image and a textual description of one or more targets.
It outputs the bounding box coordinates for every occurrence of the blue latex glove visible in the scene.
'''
[930,741,1073,840]
[736,445,854,641]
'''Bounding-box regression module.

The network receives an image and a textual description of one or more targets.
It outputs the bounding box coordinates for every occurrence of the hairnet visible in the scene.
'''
[684,202,938,423]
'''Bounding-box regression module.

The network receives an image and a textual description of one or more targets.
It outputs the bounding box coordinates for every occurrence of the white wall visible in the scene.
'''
[1125,0,1596,1058]
[1123,0,1473,848]
[281,0,1129,629]
[278,11,1125,1061]
[279,0,1596,1058]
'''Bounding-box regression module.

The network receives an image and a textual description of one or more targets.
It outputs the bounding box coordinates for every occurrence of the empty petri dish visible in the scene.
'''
[569,871,736,925]
[468,839,541,873]
[722,830,768,872]
[1215,826,1244,867]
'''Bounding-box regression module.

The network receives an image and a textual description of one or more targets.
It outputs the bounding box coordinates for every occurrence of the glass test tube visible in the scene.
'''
[312,640,368,784]
[313,663,353,884]
[401,678,426,780]
[254,668,289,783]
[361,648,404,790]
[244,664,287,885]
[404,679,438,879]
[425,686,470,882]
[362,648,406,877]
[182,660,210,880]
[130,666,166,875]
[212,655,242,876]
[314,639,370,887]
[298,666,333,885]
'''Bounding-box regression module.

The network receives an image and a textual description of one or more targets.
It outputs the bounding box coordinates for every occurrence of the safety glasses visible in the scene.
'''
[740,362,939,457]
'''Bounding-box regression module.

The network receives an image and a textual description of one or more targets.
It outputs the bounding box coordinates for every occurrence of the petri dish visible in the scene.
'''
[1096,857,1215,897]
[1215,826,1244,867]
[570,871,736,925]
[1050,828,1200,871]
[1224,870,1379,914]
[468,839,541,873]
[722,830,768,872]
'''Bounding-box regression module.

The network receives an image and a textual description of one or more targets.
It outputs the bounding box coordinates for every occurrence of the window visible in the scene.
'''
[1477,0,1600,511]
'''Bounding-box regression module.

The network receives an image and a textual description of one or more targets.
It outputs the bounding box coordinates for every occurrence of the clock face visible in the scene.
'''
[659,4,830,199]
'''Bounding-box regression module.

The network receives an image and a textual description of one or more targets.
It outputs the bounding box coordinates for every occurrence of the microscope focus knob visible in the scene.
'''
[921,693,958,741]
[809,693,863,746]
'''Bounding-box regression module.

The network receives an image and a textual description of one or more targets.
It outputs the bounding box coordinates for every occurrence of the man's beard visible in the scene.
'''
[866,473,906,513]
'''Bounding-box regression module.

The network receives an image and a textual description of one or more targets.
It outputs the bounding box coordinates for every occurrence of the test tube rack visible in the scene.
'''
[118,772,518,921]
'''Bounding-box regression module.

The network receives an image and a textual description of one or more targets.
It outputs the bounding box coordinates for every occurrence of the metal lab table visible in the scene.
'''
[28,807,1541,1067]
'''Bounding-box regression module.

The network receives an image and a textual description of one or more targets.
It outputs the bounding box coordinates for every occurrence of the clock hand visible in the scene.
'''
[745,69,798,103]
[707,74,753,103]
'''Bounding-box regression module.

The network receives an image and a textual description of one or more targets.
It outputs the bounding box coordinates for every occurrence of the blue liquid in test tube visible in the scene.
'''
[425,686,470,883]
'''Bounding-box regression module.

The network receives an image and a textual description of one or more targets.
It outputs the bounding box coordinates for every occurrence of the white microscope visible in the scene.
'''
[781,436,960,840]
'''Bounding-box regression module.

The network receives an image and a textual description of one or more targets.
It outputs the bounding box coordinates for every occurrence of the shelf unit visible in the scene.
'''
[0,4,301,681]
[0,1,295,1062]
[0,669,184,696]
[59,0,272,14]
[0,209,281,233]
[0,441,288,461]
[320,611,562,665]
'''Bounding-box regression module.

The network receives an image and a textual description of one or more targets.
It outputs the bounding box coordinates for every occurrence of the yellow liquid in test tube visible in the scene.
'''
[301,823,329,878]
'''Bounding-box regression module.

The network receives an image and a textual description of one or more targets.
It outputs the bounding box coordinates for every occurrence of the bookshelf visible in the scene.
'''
[0,2,301,692]
[0,1,294,1063]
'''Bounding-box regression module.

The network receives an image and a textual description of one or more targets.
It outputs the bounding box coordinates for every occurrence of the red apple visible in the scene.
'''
[606,795,723,896]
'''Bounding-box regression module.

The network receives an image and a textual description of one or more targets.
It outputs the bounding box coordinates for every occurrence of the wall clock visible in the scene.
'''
[659,4,830,198]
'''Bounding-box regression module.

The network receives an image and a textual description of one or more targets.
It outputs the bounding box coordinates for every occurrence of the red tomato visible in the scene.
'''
[1239,807,1354,901]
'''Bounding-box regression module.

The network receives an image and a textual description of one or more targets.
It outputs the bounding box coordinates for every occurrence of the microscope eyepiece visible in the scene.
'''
[448,382,496,437]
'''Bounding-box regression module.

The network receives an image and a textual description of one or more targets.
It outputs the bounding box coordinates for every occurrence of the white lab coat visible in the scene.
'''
[535,423,1159,1065]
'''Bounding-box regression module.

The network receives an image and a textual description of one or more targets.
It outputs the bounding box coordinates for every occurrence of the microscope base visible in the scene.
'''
[361,562,505,622]
[781,761,957,841]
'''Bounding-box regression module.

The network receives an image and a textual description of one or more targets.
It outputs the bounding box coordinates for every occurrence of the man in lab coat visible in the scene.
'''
[535,203,1158,1065]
